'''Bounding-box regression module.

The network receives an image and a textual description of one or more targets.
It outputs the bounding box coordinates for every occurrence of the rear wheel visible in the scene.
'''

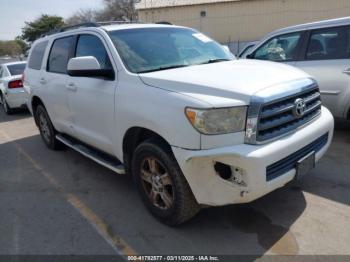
[1,94,12,115]
[132,139,200,226]
[35,105,63,150]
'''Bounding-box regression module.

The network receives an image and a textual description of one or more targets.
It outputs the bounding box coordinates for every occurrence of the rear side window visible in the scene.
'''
[7,63,26,76]
[48,36,74,74]
[75,34,112,70]
[306,26,350,60]
[254,32,302,61]
[28,41,48,70]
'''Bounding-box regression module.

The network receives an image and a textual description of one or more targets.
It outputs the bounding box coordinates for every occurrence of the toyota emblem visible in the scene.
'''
[293,98,306,118]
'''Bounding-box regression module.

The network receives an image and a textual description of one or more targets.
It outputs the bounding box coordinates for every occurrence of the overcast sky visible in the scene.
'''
[0,0,103,40]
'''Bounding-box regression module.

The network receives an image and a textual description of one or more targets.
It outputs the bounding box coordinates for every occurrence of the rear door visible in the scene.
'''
[44,36,75,134]
[66,33,117,154]
[25,41,49,99]
[295,26,350,118]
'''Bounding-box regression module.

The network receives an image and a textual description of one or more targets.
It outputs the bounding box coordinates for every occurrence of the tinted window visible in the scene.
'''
[306,26,350,60]
[48,36,74,74]
[28,41,48,70]
[76,35,112,70]
[0,67,3,78]
[254,32,302,61]
[7,63,26,76]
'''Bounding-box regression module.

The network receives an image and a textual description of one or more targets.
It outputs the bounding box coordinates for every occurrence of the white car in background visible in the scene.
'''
[0,61,27,114]
[245,17,350,120]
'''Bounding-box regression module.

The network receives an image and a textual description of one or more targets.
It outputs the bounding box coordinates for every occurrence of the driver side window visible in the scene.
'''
[75,34,112,70]
[254,32,302,62]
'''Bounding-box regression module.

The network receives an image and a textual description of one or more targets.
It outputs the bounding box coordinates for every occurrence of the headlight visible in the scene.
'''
[185,106,247,135]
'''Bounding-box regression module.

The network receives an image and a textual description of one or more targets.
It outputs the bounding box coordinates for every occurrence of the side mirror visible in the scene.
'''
[67,56,114,79]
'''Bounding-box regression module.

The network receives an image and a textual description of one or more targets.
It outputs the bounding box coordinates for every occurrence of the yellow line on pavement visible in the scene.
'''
[0,130,137,256]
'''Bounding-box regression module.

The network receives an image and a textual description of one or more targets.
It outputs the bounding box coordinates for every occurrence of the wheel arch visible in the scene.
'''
[122,126,172,174]
[31,96,46,126]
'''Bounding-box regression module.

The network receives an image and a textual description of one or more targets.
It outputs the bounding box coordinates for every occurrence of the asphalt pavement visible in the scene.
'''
[0,108,349,258]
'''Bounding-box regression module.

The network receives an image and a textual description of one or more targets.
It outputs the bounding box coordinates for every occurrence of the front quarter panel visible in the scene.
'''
[114,73,209,159]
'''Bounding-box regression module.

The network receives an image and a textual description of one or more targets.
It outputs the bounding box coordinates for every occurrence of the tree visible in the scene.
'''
[66,0,140,25]
[96,0,139,22]
[66,9,96,26]
[15,36,29,55]
[0,40,22,57]
[21,14,65,42]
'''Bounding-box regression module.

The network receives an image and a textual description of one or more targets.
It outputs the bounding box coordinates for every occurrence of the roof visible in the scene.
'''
[135,0,242,10]
[37,23,181,42]
[269,16,350,36]
[2,61,26,66]
[101,23,181,31]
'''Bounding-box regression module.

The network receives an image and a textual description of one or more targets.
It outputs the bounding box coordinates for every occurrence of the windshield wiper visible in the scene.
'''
[138,64,189,73]
[198,58,231,65]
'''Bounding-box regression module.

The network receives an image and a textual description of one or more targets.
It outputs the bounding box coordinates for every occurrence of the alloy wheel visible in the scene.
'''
[39,113,51,143]
[140,157,174,210]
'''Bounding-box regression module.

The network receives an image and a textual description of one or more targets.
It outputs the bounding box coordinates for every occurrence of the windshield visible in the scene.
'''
[7,63,26,76]
[109,27,233,73]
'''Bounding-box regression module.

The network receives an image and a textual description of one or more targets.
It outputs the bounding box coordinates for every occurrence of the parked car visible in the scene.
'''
[0,61,27,114]
[245,16,350,120]
[238,41,258,58]
[24,22,334,225]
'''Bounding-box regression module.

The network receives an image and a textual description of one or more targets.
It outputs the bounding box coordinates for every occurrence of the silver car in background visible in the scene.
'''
[246,17,350,120]
[0,61,27,114]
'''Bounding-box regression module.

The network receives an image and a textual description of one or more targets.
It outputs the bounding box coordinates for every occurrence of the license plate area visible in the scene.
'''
[296,151,315,180]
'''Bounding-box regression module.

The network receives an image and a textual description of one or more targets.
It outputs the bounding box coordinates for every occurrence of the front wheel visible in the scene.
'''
[132,139,200,226]
[35,105,63,150]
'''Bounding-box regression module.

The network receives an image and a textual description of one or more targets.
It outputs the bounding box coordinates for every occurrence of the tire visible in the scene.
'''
[1,94,12,115]
[35,105,63,150]
[132,139,200,226]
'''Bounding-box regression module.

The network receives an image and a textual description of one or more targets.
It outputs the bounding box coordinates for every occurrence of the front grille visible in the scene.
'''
[257,86,322,142]
[266,133,328,181]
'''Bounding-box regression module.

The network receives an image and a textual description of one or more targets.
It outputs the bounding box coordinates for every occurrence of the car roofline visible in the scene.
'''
[267,16,350,37]
[2,61,27,66]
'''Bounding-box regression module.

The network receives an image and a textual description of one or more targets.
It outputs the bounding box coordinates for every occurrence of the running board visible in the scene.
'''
[56,134,125,175]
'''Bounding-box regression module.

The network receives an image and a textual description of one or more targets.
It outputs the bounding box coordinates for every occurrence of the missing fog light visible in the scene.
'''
[214,162,232,180]
[214,162,247,186]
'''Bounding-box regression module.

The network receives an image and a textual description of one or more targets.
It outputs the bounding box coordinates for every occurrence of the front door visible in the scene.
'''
[66,33,117,154]
[250,31,304,67]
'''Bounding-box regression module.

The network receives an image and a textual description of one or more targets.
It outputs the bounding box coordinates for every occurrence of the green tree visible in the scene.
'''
[15,36,29,54]
[21,14,65,42]
[0,40,22,57]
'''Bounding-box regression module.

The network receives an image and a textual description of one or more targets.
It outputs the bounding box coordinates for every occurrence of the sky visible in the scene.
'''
[0,0,104,40]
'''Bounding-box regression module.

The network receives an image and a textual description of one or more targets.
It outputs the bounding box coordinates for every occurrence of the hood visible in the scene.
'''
[139,60,310,106]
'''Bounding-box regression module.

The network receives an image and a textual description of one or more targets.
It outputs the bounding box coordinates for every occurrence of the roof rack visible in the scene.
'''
[155,21,172,25]
[41,21,142,38]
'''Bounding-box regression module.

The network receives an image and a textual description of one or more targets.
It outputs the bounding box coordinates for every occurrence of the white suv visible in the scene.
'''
[24,22,334,225]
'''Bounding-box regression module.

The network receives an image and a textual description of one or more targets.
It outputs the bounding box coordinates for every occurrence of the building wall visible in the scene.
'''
[138,0,350,45]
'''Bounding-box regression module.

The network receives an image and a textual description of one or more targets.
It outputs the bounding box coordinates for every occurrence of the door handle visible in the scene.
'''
[39,78,46,84]
[66,82,77,92]
[342,68,350,75]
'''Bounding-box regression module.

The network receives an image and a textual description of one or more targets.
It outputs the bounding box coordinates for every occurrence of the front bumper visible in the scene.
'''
[172,106,334,206]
